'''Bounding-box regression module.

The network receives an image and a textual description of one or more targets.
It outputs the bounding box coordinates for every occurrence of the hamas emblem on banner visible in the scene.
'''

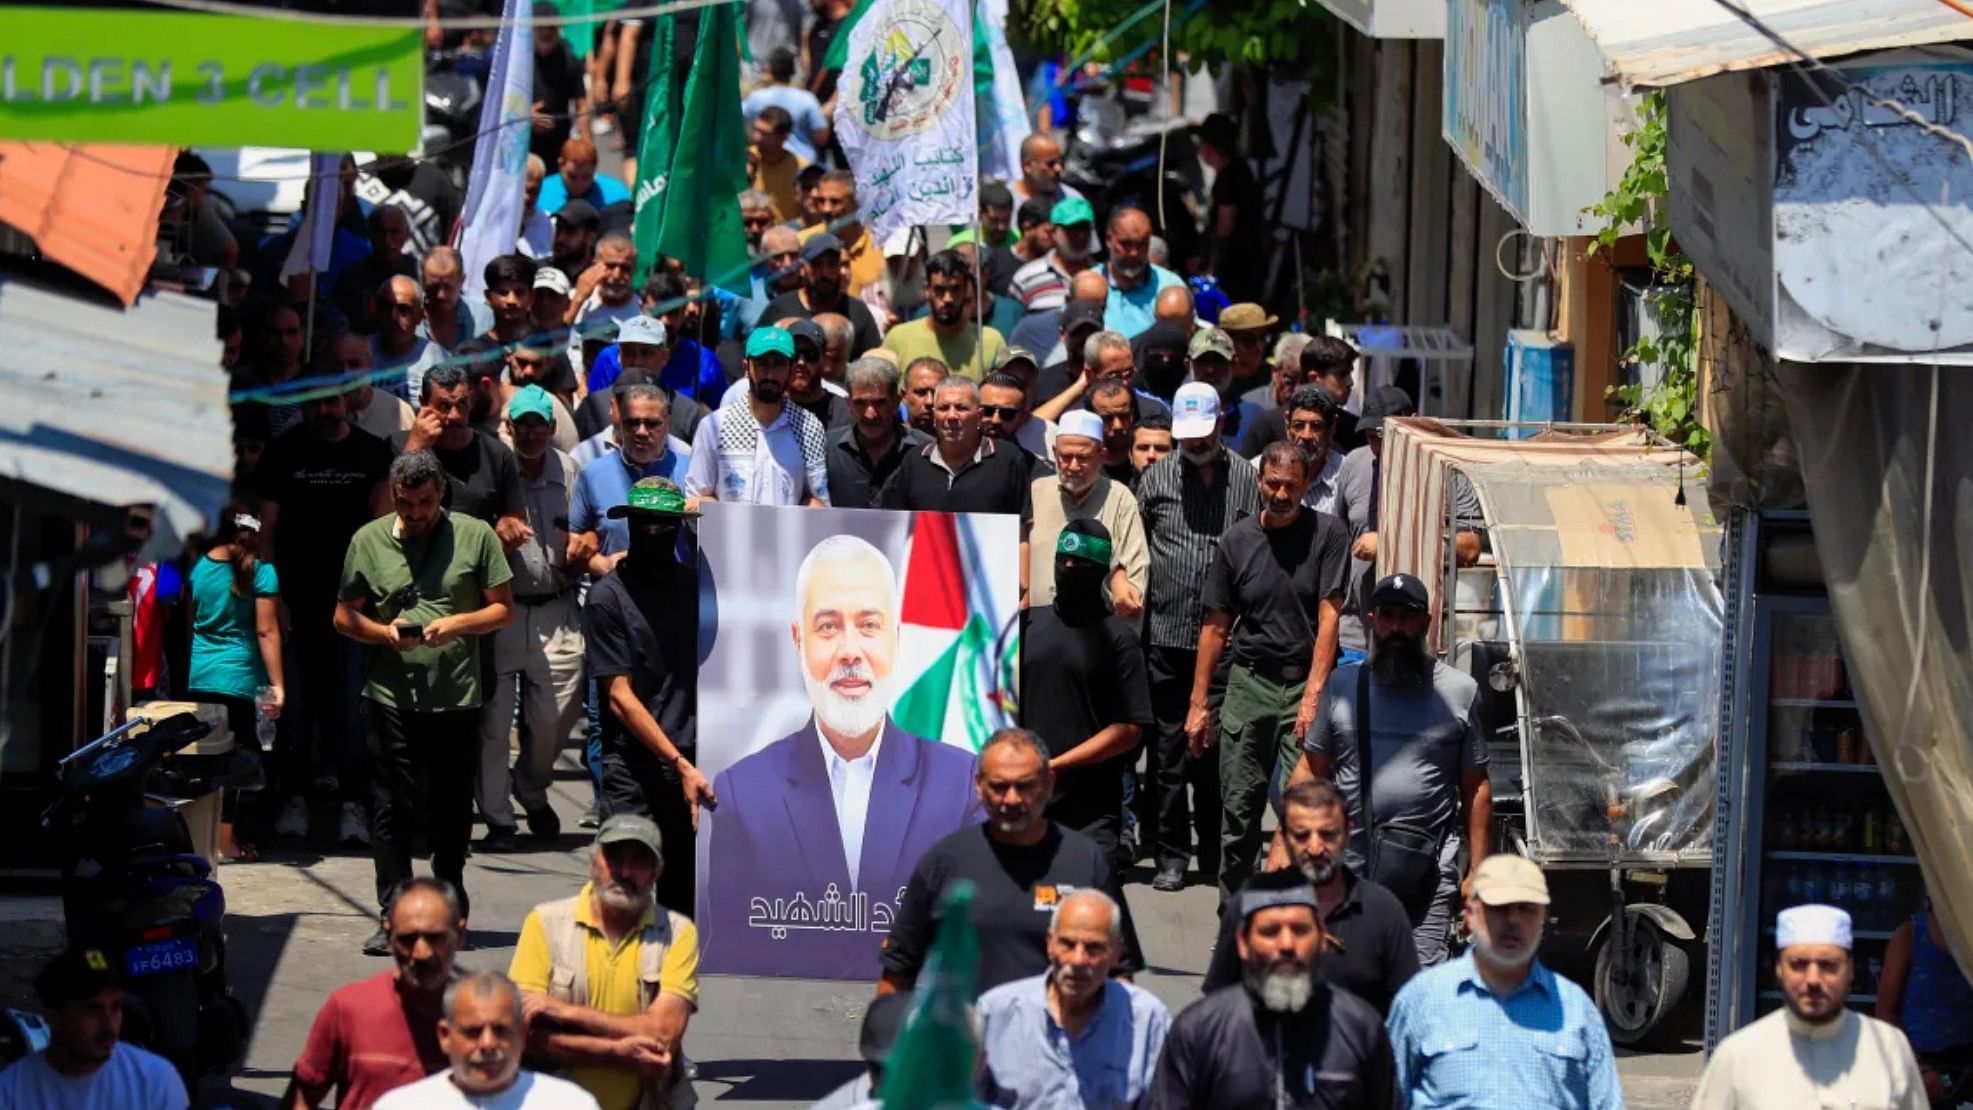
[849,0,966,141]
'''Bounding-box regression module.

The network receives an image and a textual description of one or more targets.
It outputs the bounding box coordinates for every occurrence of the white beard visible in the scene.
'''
[1254,968,1314,1013]
[1473,922,1543,970]
[802,658,893,740]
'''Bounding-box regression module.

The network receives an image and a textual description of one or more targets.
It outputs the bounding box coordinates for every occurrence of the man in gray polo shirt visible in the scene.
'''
[1287,573,1491,966]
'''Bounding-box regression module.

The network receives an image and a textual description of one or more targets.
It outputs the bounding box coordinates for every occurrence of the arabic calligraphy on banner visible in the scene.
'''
[832,0,979,244]
[747,885,904,941]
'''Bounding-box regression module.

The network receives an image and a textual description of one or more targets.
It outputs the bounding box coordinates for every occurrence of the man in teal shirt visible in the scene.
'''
[1385,855,1622,1109]
[1100,207,1184,339]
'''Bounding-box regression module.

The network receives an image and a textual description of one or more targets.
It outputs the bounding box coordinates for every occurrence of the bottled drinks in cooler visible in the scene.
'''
[1851,864,1876,930]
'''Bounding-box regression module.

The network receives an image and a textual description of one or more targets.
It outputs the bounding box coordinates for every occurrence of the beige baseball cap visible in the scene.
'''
[1470,854,1550,906]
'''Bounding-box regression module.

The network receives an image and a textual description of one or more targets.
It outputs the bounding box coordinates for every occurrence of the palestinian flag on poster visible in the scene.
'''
[891,512,1019,753]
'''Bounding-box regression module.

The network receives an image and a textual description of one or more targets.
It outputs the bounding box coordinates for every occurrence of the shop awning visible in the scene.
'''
[0,272,231,550]
[0,142,173,306]
[1561,0,1971,88]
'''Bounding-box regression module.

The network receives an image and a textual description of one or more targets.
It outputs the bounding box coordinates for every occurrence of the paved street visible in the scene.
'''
[2,751,1704,1106]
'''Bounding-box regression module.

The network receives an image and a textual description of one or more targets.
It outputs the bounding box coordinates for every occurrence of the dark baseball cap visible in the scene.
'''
[786,318,826,352]
[1369,573,1430,612]
[553,199,599,230]
[35,947,120,1006]
[802,231,844,261]
[1061,298,1106,338]
[859,991,914,1066]
[1358,385,1417,434]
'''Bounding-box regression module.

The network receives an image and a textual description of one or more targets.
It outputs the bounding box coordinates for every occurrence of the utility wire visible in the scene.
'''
[121,0,738,29]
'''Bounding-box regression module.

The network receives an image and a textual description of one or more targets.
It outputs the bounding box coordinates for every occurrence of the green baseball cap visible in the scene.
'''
[1188,327,1236,361]
[606,476,701,519]
[746,326,796,360]
[596,813,664,860]
[1050,196,1095,227]
[1056,527,1114,567]
[506,383,556,423]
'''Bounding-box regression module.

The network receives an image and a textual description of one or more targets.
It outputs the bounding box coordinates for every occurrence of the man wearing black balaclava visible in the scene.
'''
[583,477,716,914]
[1020,519,1155,863]
[1284,572,1495,968]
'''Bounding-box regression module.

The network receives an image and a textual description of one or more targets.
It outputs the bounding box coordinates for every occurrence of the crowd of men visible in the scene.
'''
[6,7,1941,1110]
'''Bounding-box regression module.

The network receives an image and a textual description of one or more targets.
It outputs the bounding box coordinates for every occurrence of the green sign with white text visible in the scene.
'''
[0,7,423,151]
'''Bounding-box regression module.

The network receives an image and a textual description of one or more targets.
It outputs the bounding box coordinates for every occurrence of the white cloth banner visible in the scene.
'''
[457,0,534,301]
[976,0,1029,186]
[832,0,978,246]
[278,153,344,285]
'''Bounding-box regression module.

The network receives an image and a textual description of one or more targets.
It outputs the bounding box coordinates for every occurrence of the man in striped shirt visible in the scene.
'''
[1009,197,1099,314]
[1136,384,1261,893]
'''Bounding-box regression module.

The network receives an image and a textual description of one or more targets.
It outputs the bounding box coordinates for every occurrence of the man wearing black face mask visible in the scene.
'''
[1286,573,1492,967]
[583,477,717,913]
[1020,520,1154,860]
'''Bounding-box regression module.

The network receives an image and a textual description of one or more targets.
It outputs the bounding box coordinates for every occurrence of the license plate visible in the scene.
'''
[124,936,198,978]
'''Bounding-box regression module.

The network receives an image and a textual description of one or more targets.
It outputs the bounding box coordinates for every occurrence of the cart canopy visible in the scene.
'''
[1378,420,1724,863]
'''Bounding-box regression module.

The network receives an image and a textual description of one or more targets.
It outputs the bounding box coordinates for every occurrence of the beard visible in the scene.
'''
[1298,854,1340,885]
[1473,921,1543,970]
[752,377,787,404]
[1110,257,1147,285]
[1371,630,1432,689]
[596,877,654,916]
[1180,442,1219,465]
[1247,965,1314,1013]
[802,656,893,739]
[1056,235,1091,261]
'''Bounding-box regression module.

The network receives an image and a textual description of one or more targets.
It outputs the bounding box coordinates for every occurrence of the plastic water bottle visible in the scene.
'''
[253,685,277,752]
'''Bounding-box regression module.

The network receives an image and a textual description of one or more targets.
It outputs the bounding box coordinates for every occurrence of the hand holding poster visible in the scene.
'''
[831,0,980,246]
[694,506,1019,979]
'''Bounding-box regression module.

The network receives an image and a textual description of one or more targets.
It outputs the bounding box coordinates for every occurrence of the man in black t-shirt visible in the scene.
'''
[582,477,717,915]
[1188,441,1351,903]
[258,389,394,843]
[389,363,527,542]
[1021,520,1154,861]
[530,6,587,163]
[880,377,1033,515]
[879,728,1144,998]
[1197,113,1267,305]
[759,234,883,356]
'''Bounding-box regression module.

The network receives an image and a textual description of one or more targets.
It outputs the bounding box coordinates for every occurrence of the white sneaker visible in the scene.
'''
[273,797,311,839]
[590,115,614,136]
[339,802,371,848]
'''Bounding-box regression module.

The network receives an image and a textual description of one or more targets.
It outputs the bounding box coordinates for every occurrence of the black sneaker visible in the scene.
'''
[1152,862,1187,892]
[362,926,391,957]
[478,826,521,854]
[525,805,562,841]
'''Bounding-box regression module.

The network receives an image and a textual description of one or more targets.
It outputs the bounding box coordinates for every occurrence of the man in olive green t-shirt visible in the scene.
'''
[336,449,514,954]
[882,248,1007,380]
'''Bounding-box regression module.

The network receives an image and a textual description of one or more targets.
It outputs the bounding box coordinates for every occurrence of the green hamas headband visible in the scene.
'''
[1056,529,1113,567]
[627,485,689,514]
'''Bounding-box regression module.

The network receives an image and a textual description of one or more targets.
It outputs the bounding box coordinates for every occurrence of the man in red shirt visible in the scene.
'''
[285,879,464,1108]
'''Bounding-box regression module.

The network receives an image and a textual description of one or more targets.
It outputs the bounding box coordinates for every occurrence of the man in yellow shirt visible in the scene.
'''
[799,171,881,296]
[511,815,701,1110]
[883,250,1009,381]
[749,106,809,223]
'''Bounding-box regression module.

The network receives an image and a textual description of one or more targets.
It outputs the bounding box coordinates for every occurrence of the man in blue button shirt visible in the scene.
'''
[977,889,1171,1109]
[1385,855,1622,1110]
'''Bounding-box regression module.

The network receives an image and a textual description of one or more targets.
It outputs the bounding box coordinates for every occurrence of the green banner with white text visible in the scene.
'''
[0,7,423,151]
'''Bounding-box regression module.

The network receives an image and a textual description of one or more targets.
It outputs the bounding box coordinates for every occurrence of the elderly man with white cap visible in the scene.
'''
[1022,409,1148,624]
[1692,904,1925,1108]
[1386,853,1621,1109]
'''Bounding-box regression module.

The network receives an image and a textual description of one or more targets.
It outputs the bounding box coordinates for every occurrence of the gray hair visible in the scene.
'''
[385,876,464,925]
[980,726,1050,768]
[389,449,446,491]
[1082,330,1131,367]
[596,230,635,255]
[933,376,979,404]
[738,188,773,212]
[1048,888,1124,944]
[793,535,899,628]
[845,356,901,395]
[905,356,951,384]
[443,970,522,1028]
[815,313,854,349]
[615,380,669,415]
[421,361,469,400]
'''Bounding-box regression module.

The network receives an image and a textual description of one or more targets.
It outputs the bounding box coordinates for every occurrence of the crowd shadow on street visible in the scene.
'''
[694,1057,864,1102]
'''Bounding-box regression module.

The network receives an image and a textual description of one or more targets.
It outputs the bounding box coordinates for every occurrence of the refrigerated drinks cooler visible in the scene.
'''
[1706,511,1923,1045]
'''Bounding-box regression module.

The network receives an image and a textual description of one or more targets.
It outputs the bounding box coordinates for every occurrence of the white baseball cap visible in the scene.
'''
[618,315,668,348]
[1171,381,1222,439]
[1057,409,1104,442]
[533,267,573,297]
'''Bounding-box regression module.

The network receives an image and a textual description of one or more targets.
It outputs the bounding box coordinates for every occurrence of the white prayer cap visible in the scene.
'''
[1777,904,1853,951]
[1057,410,1105,443]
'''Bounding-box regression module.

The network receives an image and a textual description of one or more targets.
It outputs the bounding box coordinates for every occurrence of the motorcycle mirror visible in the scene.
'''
[1487,659,1519,693]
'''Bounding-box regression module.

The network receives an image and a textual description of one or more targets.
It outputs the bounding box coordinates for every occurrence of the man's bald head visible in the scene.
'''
[1070,270,1109,303]
[1050,888,1123,943]
[761,226,802,256]
[423,246,462,279]
[1154,285,1195,333]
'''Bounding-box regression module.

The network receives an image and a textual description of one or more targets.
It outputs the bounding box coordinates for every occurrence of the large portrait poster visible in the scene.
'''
[694,505,1021,979]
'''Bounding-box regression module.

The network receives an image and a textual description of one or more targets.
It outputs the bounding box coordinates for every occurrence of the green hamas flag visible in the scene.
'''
[629,14,679,284]
[654,3,754,296]
[878,881,981,1110]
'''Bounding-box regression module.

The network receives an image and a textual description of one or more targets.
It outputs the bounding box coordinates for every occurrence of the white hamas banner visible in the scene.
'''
[832,0,978,245]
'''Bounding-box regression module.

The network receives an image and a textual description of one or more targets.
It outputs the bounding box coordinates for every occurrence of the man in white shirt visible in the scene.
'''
[0,948,188,1109]
[1693,904,1926,1109]
[375,971,599,1109]
[685,326,829,507]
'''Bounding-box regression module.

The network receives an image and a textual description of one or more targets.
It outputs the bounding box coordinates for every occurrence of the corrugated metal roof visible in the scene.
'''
[1562,0,1973,87]
[0,273,231,548]
[0,143,172,306]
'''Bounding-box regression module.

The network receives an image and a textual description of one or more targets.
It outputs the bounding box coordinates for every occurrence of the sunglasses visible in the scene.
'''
[980,404,1022,420]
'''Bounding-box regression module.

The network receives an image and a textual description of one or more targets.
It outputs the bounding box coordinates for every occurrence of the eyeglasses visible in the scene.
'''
[980,404,1022,420]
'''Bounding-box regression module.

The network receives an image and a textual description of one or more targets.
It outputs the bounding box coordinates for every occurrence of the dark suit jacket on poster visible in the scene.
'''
[701,716,986,978]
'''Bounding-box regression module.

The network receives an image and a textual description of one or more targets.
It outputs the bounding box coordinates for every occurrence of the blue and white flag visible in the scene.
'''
[458,0,534,300]
[975,0,1029,186]
[278,152,344,285]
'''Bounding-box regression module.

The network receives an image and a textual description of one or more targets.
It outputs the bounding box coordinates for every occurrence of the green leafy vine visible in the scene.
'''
[1587,90,1709,459]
